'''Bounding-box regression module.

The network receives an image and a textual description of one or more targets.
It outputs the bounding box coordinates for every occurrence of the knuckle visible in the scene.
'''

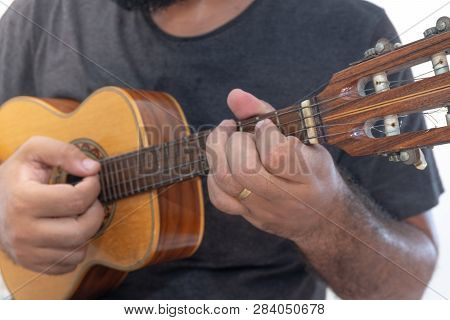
[63,264,78,273]
[8,224,29,250]
[69,248,87,265]
[88,206,105,230]
[266,144,288,171]
[214,171,234,189]
[7,193,27,216]
[206,131,215,146]
[24,136,45,148]
[48,264,76,275]
[70,228,88,248]
[62,143,81,158]
[210,194,234,214]
[77,247,88,262]
[68,221,92,247]
[12,245,31,266]
[68,194,89,214]
[21,136,47,154]
[79,217,101,242]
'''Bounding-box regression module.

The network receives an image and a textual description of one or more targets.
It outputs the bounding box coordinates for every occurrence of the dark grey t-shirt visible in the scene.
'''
[0,0,443,299]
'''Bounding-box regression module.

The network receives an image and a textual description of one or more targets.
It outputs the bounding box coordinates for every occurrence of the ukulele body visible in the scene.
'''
[0,87,204,299]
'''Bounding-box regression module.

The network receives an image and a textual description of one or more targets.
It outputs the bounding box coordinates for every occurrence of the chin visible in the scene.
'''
[114,0,181,10]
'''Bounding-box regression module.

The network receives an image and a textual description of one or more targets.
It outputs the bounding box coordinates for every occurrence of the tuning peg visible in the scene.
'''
[424,16,450,38]
[388,149,428,170]
[364,38,400,59]
[436,16,450,33]
[424,27,438,38]
[401,149,428,170]
[427,18,450,123]
[445,105,450,126]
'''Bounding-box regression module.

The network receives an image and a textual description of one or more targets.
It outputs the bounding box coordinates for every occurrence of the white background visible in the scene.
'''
[0,0,449,300]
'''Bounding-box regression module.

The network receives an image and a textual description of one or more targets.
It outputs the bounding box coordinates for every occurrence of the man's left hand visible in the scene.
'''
[206,89,347,241]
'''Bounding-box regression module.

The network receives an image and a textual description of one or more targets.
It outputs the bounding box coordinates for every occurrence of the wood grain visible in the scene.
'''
[316,31,450,156]
[0,87,204,299]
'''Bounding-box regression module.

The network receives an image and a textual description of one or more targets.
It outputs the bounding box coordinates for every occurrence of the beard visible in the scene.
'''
[114,0,182,11]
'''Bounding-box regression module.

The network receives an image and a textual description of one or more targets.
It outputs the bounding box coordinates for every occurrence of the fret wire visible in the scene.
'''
[98,170,108,203]
[101,158,206,197]
[144,148,157,191]
[136,152,145,193]
[195,132,207,175]
[143,149,156,189]
[173,137,181,180]
[102,167,206,203]
[113,159,123,198]
[163,143,170,180]
[101,162,113,203]
[133,154,140,193]
[126,157,134,194]
[109,160,119,201]
[118,158,128,197]
[155,144,164,188]
[297,107,305,140]
[274,111,282,131]
[99,134,213,196]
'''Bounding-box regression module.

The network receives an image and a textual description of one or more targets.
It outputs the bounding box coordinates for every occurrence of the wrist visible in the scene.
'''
[292,177,352,251]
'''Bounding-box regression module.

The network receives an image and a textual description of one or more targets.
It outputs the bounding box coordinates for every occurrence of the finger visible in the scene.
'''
[226,132,288,200]
[21,246,87,271]
[17,136,100,178]
[227,89,275,120]
[35,200,105,249]
[25,175,101,218]
[255,120,309,182]
[206,120,244,196]
[207,175,248,215]
[33,263,79,275]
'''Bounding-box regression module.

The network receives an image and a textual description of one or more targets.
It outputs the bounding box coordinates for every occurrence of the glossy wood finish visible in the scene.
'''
[0,87,203,299]
[316,31,450,156]
[126,89,204,264]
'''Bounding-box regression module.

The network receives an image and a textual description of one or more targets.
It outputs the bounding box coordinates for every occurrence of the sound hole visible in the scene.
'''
[49,138,116,238]
[67,174,82,186]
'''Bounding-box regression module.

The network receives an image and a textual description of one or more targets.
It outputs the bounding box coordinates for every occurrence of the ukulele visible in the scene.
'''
[0,17,449,300]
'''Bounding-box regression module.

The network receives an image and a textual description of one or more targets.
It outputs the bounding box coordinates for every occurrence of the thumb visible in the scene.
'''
[227,89,275,120]
[18,136,100,178]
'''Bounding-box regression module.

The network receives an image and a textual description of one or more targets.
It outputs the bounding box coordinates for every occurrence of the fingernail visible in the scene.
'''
[255,119,270,130]
[82,158,98,171]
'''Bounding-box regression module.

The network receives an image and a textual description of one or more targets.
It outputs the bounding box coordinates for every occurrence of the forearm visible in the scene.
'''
[294,181,438,300]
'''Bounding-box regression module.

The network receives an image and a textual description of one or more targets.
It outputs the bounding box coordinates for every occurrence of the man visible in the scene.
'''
[0,0,443,299]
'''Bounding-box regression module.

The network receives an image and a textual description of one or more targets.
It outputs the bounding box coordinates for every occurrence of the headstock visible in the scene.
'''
[309,16,450,170]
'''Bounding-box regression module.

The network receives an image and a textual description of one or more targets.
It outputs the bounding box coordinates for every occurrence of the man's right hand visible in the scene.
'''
[0,136,104,275]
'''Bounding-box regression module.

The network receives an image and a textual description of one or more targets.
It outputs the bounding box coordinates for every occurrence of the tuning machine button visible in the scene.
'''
[436,16,450,33]
[364,38,400,59]
[388,149,428,170]
[424,27,438,38]
[424,16,450,38]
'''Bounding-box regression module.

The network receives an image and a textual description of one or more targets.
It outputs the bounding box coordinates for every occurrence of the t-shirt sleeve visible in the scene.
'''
[0,0,37,104]
[336,10,444,220]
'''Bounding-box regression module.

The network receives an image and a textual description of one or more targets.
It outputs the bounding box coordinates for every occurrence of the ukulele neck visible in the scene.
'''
[98,97,323,203]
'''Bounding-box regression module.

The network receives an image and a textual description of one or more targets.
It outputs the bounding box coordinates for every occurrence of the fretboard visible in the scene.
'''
[98,99,323,203]
[98,132,210,203]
